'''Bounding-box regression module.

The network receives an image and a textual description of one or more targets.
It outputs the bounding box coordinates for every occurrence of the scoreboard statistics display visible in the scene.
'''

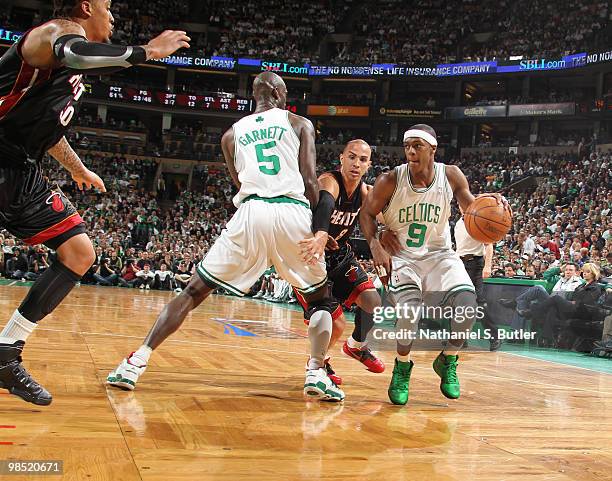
[96,84,254,112]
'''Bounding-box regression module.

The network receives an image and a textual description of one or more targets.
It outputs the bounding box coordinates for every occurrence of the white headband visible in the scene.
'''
[403,129,437,147]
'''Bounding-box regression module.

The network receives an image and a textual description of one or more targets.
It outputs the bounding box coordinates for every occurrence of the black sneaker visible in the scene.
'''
[489,339,502,351]
[0,342,52,406]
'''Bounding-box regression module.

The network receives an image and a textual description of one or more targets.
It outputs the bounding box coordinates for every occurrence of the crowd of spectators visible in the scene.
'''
[209,0,347,63]
[333,0,608,65]
[110,0,189,46]
[484,151,612,280]
[2,0,608,64]
[75,114,148,133]
[467,90,581,107]
[463,0,609,61]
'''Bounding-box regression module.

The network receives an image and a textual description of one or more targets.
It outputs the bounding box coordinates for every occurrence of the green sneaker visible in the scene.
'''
[433,352,460,399]
[388,359,414,405]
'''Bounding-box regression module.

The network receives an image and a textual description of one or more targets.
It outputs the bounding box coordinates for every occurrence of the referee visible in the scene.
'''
[455,216,501,351]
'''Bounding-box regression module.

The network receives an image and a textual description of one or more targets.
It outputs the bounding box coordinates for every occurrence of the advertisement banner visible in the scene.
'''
[379,107,443,118]
[1,25,610,78]
[445,106,507,119]
[307,105,370,117]
[507,103,575,117]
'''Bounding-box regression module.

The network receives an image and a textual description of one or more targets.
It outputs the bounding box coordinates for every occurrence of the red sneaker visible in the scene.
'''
[342,341,385,373]
[324,360,342,386]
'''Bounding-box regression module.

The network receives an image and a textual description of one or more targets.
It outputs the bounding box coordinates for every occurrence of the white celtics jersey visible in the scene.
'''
[232,107,308,207]
[382,162,453,260]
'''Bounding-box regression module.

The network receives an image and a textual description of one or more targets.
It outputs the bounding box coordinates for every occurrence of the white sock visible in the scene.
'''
[0,310,37,344]
[396,354,411,363]
[308,310,332,370]
[347,336,364,349]
[131,345,152,365]
[308,357,323,370]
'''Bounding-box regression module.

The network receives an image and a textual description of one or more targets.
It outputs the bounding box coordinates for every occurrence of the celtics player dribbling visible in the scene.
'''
[108,71,344,402]
[361,124,505,405]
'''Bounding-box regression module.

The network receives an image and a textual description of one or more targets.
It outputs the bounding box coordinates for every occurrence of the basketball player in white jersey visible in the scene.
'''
[107,71,344,402]
[361,124,503,405]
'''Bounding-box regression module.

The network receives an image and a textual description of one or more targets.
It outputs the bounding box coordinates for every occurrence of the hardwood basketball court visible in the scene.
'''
[1,285,611,480]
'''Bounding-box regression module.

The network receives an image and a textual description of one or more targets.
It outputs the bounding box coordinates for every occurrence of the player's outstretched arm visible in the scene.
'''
[221,127,240,190]
[47,136,106,192]
[445,165,475,213]
[299,173,340,264]
[446,164,508,213]
[21,20,189,71]
[360,171,396,283]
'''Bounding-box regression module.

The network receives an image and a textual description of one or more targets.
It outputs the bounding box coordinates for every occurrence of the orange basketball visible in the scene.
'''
[464,195,512,243]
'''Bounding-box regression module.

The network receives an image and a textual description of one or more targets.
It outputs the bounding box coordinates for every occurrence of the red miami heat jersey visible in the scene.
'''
[0,32,85,168]
[327,170,363,247]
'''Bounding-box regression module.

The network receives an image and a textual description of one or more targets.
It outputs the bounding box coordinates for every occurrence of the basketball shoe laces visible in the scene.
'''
[390,361,411,389]
[5,355,45,395]
[444,358,458,384]
[355,346,376,362]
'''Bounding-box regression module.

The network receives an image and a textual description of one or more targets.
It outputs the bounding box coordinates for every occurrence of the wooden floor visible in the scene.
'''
[1,285,612,481]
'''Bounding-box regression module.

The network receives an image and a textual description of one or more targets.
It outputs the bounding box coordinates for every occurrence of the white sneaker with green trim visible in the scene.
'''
[303,368,345,402]
[106,353,147,391]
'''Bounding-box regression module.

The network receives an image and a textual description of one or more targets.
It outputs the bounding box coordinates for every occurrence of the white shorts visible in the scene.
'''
[197,197,327,296]
[388,250,474,305]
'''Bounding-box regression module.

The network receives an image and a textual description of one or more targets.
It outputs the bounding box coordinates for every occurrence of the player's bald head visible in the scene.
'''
[253,72,288,108]
[342,139,371,155]
[339,138,372,181]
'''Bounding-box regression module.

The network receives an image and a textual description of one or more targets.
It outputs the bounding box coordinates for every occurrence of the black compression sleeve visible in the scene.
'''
[53,34,147,71]
[312,190,336,233]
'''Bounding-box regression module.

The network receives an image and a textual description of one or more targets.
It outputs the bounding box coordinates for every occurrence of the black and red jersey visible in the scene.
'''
[0,32,85,168]
[326,170,363,247]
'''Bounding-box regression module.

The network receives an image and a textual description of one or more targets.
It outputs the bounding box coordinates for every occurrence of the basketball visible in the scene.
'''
[464,195,512,243]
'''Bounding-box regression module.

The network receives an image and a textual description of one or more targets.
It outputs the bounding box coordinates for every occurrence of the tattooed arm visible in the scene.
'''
[47,137,106,192]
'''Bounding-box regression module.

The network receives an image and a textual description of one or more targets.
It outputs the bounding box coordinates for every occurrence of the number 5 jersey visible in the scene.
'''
[232,107,309,207]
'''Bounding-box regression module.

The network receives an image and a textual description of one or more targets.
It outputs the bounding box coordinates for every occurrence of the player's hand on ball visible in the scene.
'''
[145,30,191,59]
[72,168,106,192]
[379,228,402,256]
[477,192,509,209]
[299,231,327,265]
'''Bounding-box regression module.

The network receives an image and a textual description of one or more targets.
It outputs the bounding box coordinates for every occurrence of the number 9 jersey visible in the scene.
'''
[381,162,474,299]
[382,162,453,261]
[232,107,309,207]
